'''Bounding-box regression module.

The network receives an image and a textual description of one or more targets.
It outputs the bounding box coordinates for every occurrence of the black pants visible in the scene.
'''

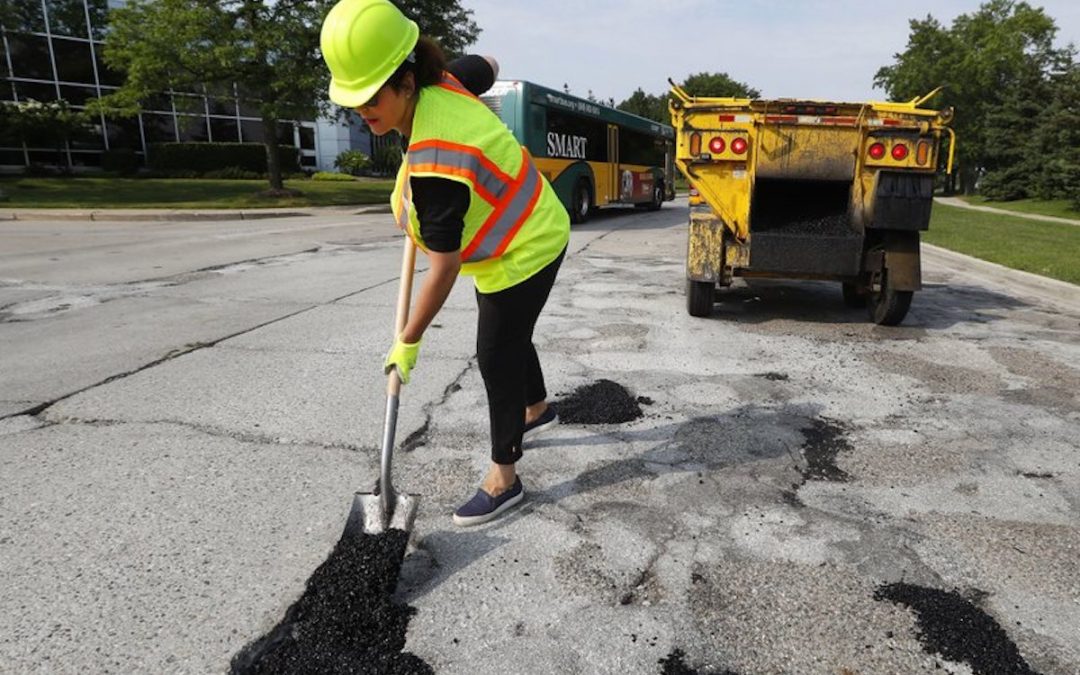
[475,248,565,465]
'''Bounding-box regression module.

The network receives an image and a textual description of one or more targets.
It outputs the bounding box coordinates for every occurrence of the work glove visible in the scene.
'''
[384,335,421,384]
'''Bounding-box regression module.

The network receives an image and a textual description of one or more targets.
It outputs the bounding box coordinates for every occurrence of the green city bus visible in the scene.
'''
[480,80,676,223]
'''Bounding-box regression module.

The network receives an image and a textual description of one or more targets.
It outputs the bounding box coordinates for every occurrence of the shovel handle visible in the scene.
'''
[388,236,417,397]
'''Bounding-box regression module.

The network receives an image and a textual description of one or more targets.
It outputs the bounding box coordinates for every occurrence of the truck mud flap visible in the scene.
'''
[749,231,863,276]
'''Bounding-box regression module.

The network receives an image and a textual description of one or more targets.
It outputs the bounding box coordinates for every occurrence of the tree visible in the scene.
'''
[96,0,333,193]
[94,0,480,194]
[617,73,759,125]
[874,1,1071,194]
[617,88,668,124]
[393,0,480,58]
[0,100,92,172]
[680,72,760,99]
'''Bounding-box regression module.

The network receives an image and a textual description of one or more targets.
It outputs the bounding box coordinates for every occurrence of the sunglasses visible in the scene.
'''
[359,85,385,109]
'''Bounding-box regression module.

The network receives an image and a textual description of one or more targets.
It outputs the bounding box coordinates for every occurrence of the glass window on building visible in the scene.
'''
[6,3,47,33]
[29,150,65,165]
[239,119,264,143]
[93,46,125,87]
[7,33,54,80]
[298,125,315,151]
[1,150,28,166]
[141,92,172,113]
[46,0,90,40]
[15,80,59,102]
[105,116,141,149]
[52,37,95,83]
[277,121,294,146]
[59,83,97,105]
[70,122,105,150]
[208,116,239,143]
[70,151,103,167]
[172,93,203,116]
[176,114,208,142]
[141,112,176,143]
[87,0,110,40]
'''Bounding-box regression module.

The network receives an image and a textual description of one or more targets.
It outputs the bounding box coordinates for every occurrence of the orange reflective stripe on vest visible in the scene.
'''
[405,142,544,264]
[408,140,509,205]
[460,148,543,261]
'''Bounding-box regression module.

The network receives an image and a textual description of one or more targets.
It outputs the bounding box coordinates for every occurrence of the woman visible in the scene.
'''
[321,0,570,526]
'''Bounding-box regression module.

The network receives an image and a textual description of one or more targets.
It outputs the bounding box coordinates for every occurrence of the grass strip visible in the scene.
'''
[927,203,1080,285]
[0,177,393,209]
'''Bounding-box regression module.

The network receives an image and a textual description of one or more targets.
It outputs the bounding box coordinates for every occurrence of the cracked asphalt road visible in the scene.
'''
[1,201,1078,674]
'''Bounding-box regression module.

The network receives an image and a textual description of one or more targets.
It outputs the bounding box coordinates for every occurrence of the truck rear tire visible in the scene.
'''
[687,279,714,317]
[570,179,591,224]
[868,271,913,325]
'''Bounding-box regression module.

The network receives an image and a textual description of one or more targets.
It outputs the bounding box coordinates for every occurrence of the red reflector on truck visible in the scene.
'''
[709,137,726,154]
[891,143,909,160]
[731,138,748,155]
[868,143,886,160]
[718,114,736,122]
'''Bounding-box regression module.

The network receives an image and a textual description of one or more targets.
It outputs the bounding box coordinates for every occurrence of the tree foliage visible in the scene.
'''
[93,0,479,191]
[874,0,1075,196]
[393,0,480,58]
[617,73,759,124]
[0,100,92,171]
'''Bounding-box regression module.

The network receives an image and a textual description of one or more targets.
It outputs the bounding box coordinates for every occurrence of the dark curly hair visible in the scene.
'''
[385,36,446,94]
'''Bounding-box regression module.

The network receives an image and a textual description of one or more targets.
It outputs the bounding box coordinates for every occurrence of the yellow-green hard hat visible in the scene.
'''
[321,0,419,108]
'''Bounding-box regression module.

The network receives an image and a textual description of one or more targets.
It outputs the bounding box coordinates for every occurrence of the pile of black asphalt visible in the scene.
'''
[556,379,645,424]
[231,529,432,675]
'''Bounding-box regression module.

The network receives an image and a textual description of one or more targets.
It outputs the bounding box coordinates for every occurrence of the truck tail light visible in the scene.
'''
[709,137,726,154]
[868,142,886,160]
[690,132,701,156]
[915,141,930,166]
[731,137,748,155]
[891,143,909,161]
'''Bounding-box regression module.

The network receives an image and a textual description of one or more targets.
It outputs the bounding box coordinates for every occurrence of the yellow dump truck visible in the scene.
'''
[669,83,954,325]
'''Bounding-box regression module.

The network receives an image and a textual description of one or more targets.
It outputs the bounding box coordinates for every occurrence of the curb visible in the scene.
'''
[0,204,392,222]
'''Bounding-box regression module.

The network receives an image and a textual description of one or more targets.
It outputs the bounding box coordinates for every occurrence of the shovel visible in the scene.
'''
[344,236,420,536]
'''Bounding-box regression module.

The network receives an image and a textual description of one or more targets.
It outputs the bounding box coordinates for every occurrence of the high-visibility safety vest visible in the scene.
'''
[391,73,569,294]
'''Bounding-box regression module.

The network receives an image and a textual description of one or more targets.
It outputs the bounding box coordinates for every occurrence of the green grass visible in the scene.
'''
[0,176,394,209]
[960,195,1080,221]
[926,203,1080,285]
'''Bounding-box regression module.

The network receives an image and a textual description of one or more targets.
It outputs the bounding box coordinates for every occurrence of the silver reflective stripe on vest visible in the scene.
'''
[396,171,412,230]
[462,152,541,263]
[407,146,508,203]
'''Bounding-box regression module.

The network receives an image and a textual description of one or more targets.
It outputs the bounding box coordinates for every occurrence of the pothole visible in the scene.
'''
[231,530,431,674]
[659,648,740,674]
[797,418,853,483]
[556,379,645,424]
[873,582,1038,675]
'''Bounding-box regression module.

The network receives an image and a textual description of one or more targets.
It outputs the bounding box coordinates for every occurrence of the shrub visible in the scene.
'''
[146,142,300,175]
[203,167,263,180]
[334,149,371,175]
[102,148,140,175]
[371,144,402,175]
[312,171,356,181]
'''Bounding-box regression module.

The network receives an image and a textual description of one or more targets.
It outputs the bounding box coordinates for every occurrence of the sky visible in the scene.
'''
[460,0,1080,104]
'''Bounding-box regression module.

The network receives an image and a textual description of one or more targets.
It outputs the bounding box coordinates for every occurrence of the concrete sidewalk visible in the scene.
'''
[935,196,1080,226]
[0,203,391,222]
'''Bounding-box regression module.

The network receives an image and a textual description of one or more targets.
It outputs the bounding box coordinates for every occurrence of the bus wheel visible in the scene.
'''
[686,279,714,317]
[647,182,664,211]
[570,179,591,224]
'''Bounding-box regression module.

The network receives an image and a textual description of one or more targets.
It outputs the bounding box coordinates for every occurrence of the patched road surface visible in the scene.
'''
[2,200,1078,674]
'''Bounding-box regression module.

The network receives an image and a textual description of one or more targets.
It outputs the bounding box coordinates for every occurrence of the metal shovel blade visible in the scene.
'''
[345,491,419,536]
